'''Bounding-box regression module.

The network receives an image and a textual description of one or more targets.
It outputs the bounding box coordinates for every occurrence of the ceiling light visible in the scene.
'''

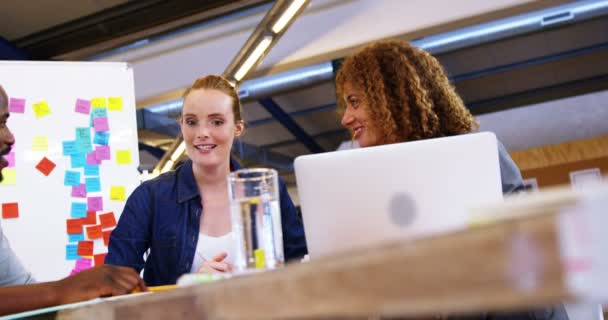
[271,0,307,34]
[234,36,273,81]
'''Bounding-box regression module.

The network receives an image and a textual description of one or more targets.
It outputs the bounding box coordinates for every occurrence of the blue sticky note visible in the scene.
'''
[91,108,108,119]
[85,177,101,193]
[84,164,100,176]
[66,244,80,260]
[94,131,110,145]
[64,170,81,186]
[68,233,85,242]
[71,202,87,218]
[63,141,77,156]
[70,154,86,168]
[75,127,91,142]
[76,139,92,154]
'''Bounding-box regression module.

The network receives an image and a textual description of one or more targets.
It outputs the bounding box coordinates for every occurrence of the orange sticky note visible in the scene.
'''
[86,225,103,239]
[83,211,97,225]
[77,241,94,256]
[99,212,116,229]
[66,219,83,234]
[35,157,56,176]
[103,230,112,246]
[2,203,19,219]
[94,253,107,266]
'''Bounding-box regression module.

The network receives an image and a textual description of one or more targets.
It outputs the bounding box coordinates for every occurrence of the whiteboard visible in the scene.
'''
[0,61,140,282]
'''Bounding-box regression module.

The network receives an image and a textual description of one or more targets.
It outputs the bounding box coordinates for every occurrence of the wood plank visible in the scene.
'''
[55,185,608,320]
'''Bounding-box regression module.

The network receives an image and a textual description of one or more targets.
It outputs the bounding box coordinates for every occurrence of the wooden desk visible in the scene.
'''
[46,186,608,319]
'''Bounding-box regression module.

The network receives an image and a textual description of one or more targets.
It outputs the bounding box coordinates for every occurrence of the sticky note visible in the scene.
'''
[84,165,99,176]
[5,152,14,168]
[32,136,48,152]
[86,152,101,165]
[91,107,108,119]
[91,97,107,108]
[64,171,81,187]
[2,202,19,219]
[93,117,109,132]
[86,225,103,239]
[99,212,117,229]
[66,219,84,234]
[75,127,91,142]
[85,177,101,193]
[35,157,56,176]
[71,202,87,218]
[77,241,94,256]
[75,99,91,115]
[0,169,16,185]
[71,183,87,198]
[75,258,92,271]
[68,233,85,243]
[66,244,80,260]
[32,101,51,118]
[75,139,92,154]
[9,98,25,113]
[62,141,77,156]
[94,132,110,145]
[103,230,112,246]
[87,196,103,212]
[108,97,123,111]
[83,211,97,225]
[70,154,86,168]
[94,253,107,266]
[95,145,111,161]
[109,186,126,201]
[254,249,266,269]
[116,150,132,165]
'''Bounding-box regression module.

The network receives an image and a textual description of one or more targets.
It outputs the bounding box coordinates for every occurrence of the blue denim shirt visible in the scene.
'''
[106,159,307,286]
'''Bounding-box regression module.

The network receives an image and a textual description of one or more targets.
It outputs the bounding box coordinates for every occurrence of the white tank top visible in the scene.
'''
[190,232,236,273]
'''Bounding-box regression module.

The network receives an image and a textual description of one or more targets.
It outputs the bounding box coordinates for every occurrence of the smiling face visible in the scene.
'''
[340,82,381,147]
[180,88,243,169]
[0,86,15,182]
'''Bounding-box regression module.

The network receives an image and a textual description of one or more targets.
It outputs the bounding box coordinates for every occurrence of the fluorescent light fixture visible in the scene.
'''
[234,36,273,81]
[170,141,186,161]
[271,0,306,34]
[161,159,175,173]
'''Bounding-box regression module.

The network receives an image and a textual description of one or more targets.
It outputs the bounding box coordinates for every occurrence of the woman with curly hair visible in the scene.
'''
[336,40,568,320]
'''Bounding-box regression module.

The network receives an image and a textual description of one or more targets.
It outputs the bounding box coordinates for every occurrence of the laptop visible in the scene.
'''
[294,132,503,258]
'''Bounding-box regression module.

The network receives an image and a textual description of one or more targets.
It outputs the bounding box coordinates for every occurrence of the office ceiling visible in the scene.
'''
[1,1,607,179]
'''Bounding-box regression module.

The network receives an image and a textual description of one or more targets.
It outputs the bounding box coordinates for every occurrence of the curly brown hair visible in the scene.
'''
[336,40,478,144]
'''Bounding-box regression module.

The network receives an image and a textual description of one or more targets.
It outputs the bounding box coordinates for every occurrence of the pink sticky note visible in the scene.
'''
[5,152,15,167]
[93,117,109,132]
[95,145,111,161]
[8,98,25,113]
[87,196,103,212]
[71,183,87,198]
[76,258,92,268]
[86,152,101,165]
[75,99,91,114]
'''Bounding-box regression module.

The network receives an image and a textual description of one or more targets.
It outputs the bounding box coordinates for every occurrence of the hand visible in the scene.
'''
[196,252,234,274]
[52,265,147,304]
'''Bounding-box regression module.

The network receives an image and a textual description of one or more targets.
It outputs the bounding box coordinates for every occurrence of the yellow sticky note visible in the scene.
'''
[91,97,107,108]
[254,249,266,269]
[32,101,51,118]
[32,136,48,152]
[110,186,126,201]
[116,150,132,165]
[108,97,123,111]
[0,169,16,185]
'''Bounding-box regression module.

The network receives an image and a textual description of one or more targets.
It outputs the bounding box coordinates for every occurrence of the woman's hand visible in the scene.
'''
[197,252,234,274]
